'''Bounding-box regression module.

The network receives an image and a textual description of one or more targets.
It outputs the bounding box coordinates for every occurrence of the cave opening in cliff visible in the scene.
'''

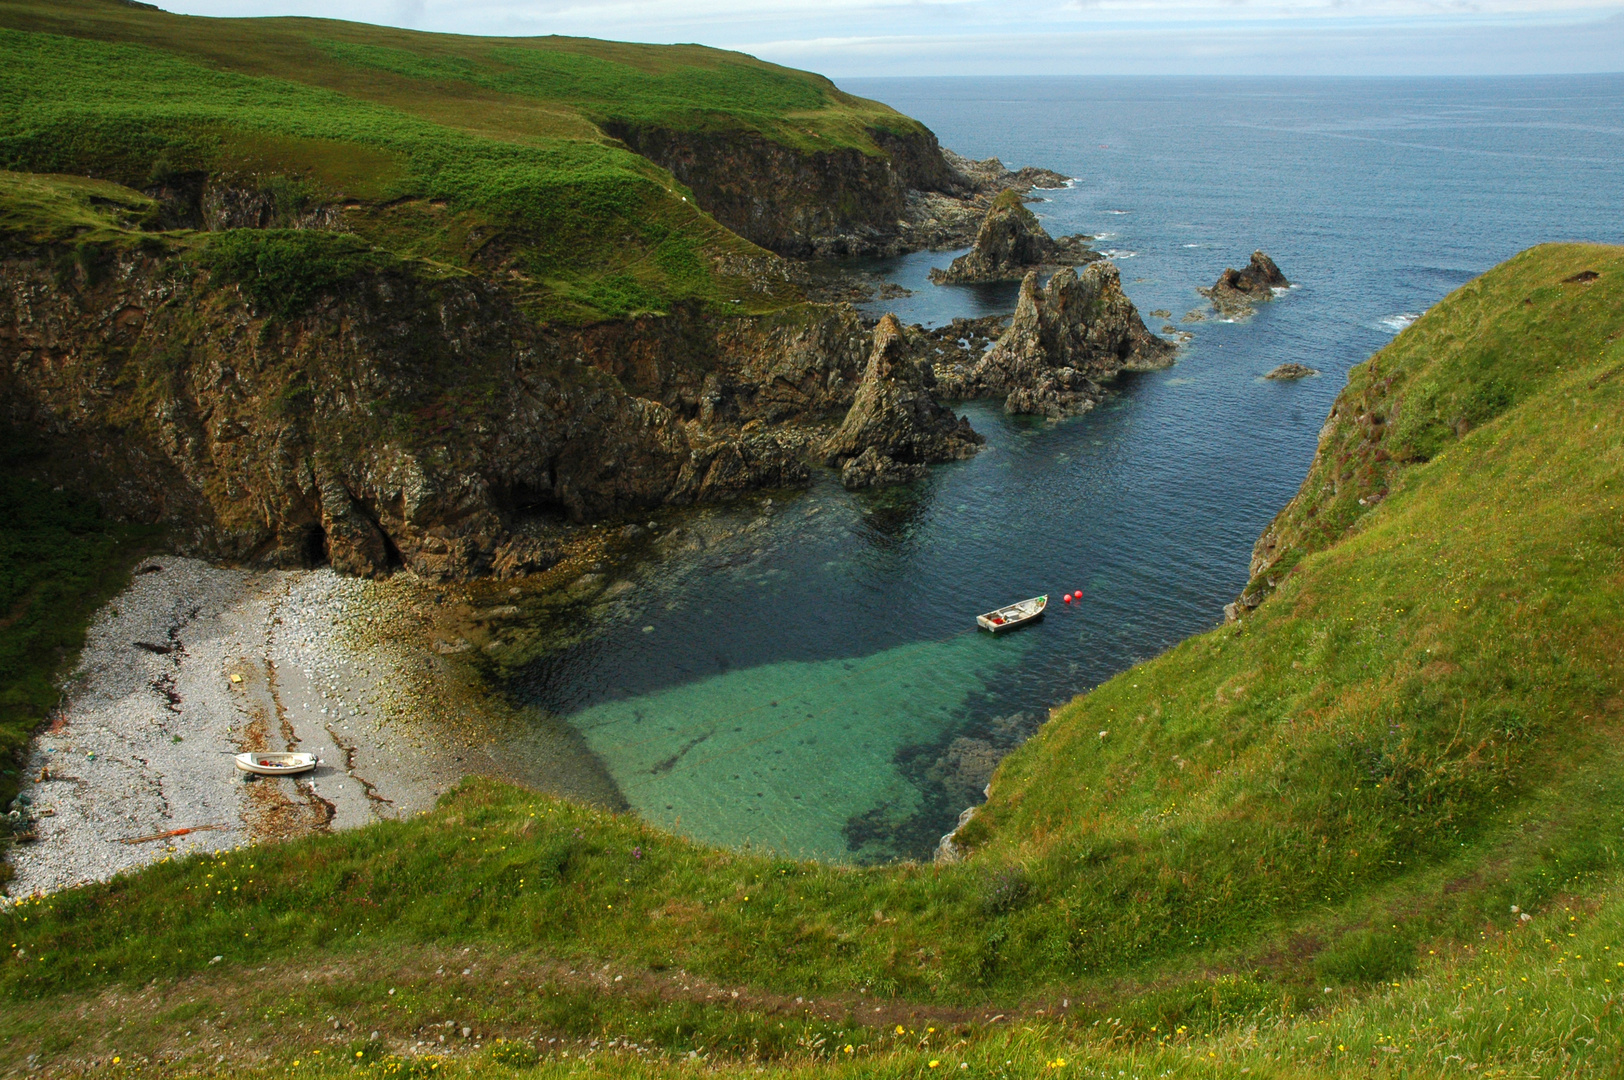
[300,524,328,568]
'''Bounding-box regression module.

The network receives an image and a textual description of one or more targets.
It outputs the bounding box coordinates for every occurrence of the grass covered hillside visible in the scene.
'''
[3,244,1621,1076]
[0,0,932,320]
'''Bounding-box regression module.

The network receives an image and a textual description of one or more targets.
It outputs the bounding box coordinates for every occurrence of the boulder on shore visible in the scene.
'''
[941,263,1176,418]
[823,314,983,489]
[929,190,1095,285]
[1202,250,1291,316]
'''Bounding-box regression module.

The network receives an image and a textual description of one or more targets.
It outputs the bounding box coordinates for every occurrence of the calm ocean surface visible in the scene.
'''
[504,76,1624,862]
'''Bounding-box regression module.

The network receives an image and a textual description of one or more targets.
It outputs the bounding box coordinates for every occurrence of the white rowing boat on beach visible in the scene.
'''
[977,595,1048,633]
[234,752,318,776]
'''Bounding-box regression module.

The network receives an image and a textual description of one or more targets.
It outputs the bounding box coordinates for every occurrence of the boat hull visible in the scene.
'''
[234,752,318,776]
[976,595,1049,633]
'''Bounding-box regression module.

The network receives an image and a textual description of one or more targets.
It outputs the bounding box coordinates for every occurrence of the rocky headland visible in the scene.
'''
[1200,250,1292,317]
[936,263,1178,418]
[603,124,1077,259]
[928,189,1097,285]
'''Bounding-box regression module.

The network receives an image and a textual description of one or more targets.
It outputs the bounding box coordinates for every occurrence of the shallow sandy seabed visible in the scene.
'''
[2,557,510,899]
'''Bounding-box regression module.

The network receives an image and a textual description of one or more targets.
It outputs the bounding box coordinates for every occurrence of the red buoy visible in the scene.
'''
[1063,594,1072,603]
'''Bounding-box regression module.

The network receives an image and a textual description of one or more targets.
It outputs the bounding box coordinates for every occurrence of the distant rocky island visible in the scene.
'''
[1200,250,1292,317]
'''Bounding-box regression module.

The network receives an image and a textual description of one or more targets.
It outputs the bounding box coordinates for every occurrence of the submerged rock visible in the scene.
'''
[838,447,927,490]
[942,263,1176,418]
[929,190,1095,285]
[1202,250,1291,317]
[1265,362,1319,380]
[823,314,983,489]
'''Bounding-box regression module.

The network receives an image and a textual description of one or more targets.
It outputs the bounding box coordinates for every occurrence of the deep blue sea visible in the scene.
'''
[504,77,1624,863]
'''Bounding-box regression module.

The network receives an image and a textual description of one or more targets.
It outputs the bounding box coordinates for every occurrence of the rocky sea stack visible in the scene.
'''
[823,314,984,488]
[939,263,1177,418]
[929,189,1096,285]
[1202,250,1291,317]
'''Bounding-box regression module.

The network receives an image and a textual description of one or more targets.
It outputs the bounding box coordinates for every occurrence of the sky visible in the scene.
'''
[158,0,1624,76]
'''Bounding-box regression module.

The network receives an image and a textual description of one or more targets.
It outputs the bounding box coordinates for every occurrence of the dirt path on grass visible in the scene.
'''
[0,943,1069,1076]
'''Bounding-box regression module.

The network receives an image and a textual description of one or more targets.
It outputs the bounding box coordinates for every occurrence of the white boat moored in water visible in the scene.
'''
[977,595,1048,633]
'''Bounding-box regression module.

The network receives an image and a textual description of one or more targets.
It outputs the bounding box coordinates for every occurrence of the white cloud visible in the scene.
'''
[154,0,1624,74]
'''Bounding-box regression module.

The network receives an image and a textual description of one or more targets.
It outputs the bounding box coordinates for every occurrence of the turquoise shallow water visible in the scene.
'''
[508,76,1624,863]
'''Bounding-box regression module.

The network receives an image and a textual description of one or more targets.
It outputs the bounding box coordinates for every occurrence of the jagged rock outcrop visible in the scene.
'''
[1202,250,1291,317]
[938,263,1176,418]
[941,149,1071,194]
[929,190,1095,285]
[823,315,983,489]
[1265,363,1318,380]
[0,238,878,580]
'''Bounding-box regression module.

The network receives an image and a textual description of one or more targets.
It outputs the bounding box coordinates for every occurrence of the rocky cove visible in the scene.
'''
[2,111,1299,871]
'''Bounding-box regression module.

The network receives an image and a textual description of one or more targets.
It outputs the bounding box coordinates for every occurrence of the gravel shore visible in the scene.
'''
[2,557,508,899]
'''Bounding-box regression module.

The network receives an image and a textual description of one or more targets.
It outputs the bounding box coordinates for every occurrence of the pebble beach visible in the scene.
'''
[2,557,508,899]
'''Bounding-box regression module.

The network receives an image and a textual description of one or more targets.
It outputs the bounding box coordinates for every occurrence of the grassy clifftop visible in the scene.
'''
[0,0,929,320]
[3,245,1621,1075]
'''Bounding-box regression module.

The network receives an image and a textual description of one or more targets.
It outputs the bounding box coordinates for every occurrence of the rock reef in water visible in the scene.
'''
[823,314,984,489]
[1201,250,1291,317]
[928,190,1096,285]
[1265,363,1318,380]
[938,263,1177,419]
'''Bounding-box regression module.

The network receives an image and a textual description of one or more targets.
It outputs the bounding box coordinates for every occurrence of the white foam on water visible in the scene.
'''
[1379,312,1422,333]
[1101,249,1139,259]
[1103,209,1131,215]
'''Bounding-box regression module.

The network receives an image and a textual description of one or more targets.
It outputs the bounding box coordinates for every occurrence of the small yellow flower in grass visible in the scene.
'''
[896,1026,905,1035]
[930,1061,940,1069]
[1339,1045,1346,1052]
[293,1062,300,1068]
[356,1051,364,1058]
[113,1058,120,1065]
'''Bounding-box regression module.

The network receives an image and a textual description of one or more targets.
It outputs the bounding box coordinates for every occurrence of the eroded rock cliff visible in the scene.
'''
[0,235,881,580]
[601,122,969,258]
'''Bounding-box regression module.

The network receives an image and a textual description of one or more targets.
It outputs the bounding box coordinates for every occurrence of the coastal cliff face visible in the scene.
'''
[601,122,968,258]
[938,263,1176,418]
[0,236,878,581]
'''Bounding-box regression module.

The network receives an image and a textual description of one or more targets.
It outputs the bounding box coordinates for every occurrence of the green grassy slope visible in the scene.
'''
[2,244,1621,1077]
[0,0,924,320]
